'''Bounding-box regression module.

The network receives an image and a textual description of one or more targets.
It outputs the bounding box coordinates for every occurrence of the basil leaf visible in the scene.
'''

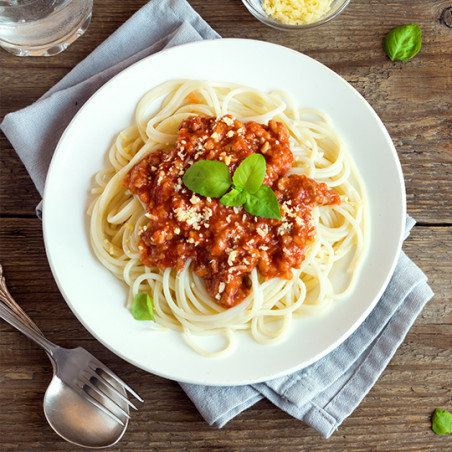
[131,293,155,321]
[183,160,232,198]
[182,154,281,220]
[244,184,281,219]
[432,408,452,435]
[383,24,422,61]
[233,154,266,194]
[220,188,248,207]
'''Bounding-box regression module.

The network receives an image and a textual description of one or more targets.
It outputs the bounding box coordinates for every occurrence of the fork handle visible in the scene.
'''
[0,265,59,357]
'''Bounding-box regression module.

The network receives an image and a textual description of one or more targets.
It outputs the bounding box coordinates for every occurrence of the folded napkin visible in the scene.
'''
[1,0,433,438]
[181,216,434,437]
[1,0,220,211]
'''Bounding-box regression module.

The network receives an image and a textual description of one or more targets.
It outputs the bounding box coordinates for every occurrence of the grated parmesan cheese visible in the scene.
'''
[190,194,201,204]
[174,207,202,230]
[221,116,235,126]
[256,224,269,237]
[262,0,332,25]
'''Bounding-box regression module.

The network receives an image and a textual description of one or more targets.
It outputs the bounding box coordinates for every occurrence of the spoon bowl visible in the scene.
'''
[44,374,129,448]
[0,265,142,449]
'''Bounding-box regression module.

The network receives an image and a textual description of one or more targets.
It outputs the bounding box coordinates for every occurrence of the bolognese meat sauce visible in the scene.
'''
[123,115,340,308]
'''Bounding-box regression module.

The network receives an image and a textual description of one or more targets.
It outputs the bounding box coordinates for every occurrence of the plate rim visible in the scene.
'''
[42,38,406,386]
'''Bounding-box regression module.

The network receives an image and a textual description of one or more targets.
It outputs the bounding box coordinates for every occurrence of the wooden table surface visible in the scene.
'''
[1,1,451,450]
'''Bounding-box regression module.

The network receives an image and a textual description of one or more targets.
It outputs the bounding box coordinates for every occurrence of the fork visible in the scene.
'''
[0,264,143,426]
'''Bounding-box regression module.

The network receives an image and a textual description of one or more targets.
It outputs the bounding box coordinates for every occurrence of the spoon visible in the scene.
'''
[0,265,142,448]
[43,370,129,448]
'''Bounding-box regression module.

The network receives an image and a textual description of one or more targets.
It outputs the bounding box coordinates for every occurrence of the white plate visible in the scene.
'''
[43,39,406,386]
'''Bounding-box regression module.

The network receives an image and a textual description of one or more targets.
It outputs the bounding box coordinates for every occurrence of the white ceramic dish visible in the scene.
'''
[43,39,406,386]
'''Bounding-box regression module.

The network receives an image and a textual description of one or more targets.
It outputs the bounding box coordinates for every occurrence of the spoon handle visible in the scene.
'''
[0,265,59,357]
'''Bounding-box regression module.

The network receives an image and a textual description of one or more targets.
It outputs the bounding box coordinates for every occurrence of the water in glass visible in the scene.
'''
[0,0,93,56]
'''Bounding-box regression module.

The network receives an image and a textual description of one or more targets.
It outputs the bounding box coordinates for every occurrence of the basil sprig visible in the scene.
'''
[432,408,452,435]
[180,160,232,198]
[131,293,155,321]
[383,24,422,61]
[232,153,266,194]
[183,154,281,219]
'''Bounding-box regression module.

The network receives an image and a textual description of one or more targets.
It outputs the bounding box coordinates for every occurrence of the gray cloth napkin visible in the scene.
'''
[1,0,434,439]
[181,217,434,437]
[1,0,219,203]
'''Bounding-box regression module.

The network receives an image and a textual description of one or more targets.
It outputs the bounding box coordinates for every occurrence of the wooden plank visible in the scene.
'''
[2,2,451,220]
[1,0,451,449]
[0,219,450,450]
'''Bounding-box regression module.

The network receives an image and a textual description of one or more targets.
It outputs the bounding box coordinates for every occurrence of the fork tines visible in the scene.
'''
[71,353,144,426]
[88,359,144,403]
[79,372,132,420]
[74,381,128,426]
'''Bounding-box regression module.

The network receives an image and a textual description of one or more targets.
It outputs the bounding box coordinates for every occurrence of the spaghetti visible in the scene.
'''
[89,79,366,357]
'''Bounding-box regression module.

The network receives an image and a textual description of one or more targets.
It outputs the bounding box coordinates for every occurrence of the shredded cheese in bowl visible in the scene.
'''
[262,0,333,25]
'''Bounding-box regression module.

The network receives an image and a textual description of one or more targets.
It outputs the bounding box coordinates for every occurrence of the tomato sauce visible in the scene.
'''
[123,115,340,308]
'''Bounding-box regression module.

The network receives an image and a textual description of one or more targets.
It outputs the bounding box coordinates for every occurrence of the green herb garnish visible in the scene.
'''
[231,153,266,194]
[183,154,281,219]
[131,293,155,321]
[220,188,248,207]
[383,24,422,61]
[181,159,232,198]
[432,408,452,435]
[243,184,280,219]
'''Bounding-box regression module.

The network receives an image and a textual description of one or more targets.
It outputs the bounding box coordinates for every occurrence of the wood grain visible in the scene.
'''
[1,0,451,450]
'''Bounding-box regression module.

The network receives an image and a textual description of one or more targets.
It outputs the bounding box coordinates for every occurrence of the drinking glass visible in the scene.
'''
[0,0,93,56]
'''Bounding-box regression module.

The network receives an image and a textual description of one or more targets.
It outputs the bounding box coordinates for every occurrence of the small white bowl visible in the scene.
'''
[242,0,350,31]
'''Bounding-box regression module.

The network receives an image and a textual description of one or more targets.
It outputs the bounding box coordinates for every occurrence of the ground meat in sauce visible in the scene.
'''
[123,115,340,308]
